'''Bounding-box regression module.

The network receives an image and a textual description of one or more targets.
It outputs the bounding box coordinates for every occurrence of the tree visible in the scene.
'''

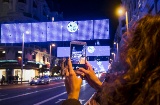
[51,66,61,76]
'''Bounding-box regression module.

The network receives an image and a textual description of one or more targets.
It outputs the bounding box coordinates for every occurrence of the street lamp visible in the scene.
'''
[21,31,29,84]
[117,7,129,32]
[125,11,129,32]
[49,44,55,71]
[111,53,115,61]
[116,7,129,62]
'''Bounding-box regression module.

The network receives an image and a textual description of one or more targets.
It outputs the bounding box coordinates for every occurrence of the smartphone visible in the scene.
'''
[70,41,87,70]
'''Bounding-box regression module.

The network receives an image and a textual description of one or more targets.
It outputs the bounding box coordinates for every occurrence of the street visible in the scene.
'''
[0,79,96,105]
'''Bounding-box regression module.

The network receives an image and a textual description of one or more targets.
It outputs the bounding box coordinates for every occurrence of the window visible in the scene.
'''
[33,1,37,8]
[18,0,26,3]
[0,51,5,59]
[32,54,36,59]
[43,10,47,16]
[47,58,49,62]
[43,56,45,62]
[3,0,9,2]
[15,51,22,58]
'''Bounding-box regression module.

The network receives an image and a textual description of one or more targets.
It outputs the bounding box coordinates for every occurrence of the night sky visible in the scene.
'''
[60,0,121,20]
[59,0,122,42]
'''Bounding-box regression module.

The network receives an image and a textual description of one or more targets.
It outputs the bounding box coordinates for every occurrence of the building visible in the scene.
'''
[0,44,52,82]
[0,0,63,23]
[0,0,62,82]
[0,43,52,82]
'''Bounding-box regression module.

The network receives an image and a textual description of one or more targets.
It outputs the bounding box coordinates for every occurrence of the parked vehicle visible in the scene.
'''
[30,76,50,85]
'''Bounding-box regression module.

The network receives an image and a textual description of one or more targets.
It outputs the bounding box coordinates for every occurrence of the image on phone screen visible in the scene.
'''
[70,42,86,70]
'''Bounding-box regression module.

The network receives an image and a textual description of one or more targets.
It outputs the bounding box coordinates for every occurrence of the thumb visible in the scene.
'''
[78,68,89,75]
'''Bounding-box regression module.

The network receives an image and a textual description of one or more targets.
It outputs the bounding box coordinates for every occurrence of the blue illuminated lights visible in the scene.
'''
[78,20,93,40]
[67,21,78,32]
[47,22,62,41]
[16,23,31,43]
[31,22,47,42]
[1,24,16,43]
[87,46,95,53]
[57,47,70,57]
[88,61,109,72]
[57,46,110,72]
[86,46,110,56]
[62,21,78,41]
[94,19,109,39]
[1,19,110,43]
[57,46,110,57]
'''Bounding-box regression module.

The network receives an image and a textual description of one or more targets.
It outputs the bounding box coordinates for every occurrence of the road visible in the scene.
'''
[0,80,96,105]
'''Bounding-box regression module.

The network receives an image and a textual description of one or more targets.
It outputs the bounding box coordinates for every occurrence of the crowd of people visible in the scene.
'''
[61,14,160,105]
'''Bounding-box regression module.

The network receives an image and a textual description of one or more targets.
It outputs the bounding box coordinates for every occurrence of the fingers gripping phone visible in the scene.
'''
[70,41,87,70]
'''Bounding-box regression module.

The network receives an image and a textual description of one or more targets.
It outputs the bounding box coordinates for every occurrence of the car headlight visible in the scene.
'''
[35,80,38,82]
[41,79,44,81]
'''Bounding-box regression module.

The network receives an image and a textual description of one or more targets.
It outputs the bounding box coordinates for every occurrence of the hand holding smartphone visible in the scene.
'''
[70,41,87,70]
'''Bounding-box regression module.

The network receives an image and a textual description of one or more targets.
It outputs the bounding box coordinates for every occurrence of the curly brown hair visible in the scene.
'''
[99,15,160,105]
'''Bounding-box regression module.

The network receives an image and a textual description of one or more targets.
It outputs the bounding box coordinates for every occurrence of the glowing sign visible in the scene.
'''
[67,21,78,32]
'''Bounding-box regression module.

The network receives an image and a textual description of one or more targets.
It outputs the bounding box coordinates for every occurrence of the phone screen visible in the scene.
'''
[70,42,86,70]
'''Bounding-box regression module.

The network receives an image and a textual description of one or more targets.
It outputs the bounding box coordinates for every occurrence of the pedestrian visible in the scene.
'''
[61,14,160,105]
[8,75,12,84]
[15,75,19,84]
[1,75,5,85]
[11,75,14,84]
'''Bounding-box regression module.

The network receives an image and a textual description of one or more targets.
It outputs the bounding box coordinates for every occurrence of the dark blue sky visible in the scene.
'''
[47,0,121,27]
[60,0,122,41]
[60,0,121,20]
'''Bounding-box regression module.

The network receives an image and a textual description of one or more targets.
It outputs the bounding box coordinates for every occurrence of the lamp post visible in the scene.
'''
[21,31,29,84]
[125,11,129,32]
[49,44,55,71]
[111,53,115,61]
[117,7,129,32]
[21,33,24,84]
[116,7,129,62]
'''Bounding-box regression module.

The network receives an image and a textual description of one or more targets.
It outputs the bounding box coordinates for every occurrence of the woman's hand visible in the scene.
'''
[64,58,82,100]
[77,61,102,91]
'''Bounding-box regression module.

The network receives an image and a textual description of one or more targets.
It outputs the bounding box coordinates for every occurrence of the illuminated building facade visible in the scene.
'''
[0,44,51,82]
[0,0,63,23]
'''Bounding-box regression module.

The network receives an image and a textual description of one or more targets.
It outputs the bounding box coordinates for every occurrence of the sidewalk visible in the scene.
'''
[0,76,65,89]
[0,82,28,85]
[0,82,29,88]
[0,78,64,88]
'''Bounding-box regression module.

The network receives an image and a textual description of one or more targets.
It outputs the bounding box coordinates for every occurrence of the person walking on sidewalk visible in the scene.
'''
[1,75,5,85]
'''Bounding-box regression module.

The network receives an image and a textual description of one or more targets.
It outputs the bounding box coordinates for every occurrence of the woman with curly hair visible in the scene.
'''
[62,14,160,105]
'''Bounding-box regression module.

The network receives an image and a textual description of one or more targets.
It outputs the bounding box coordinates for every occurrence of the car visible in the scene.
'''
[30,76,50,85]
